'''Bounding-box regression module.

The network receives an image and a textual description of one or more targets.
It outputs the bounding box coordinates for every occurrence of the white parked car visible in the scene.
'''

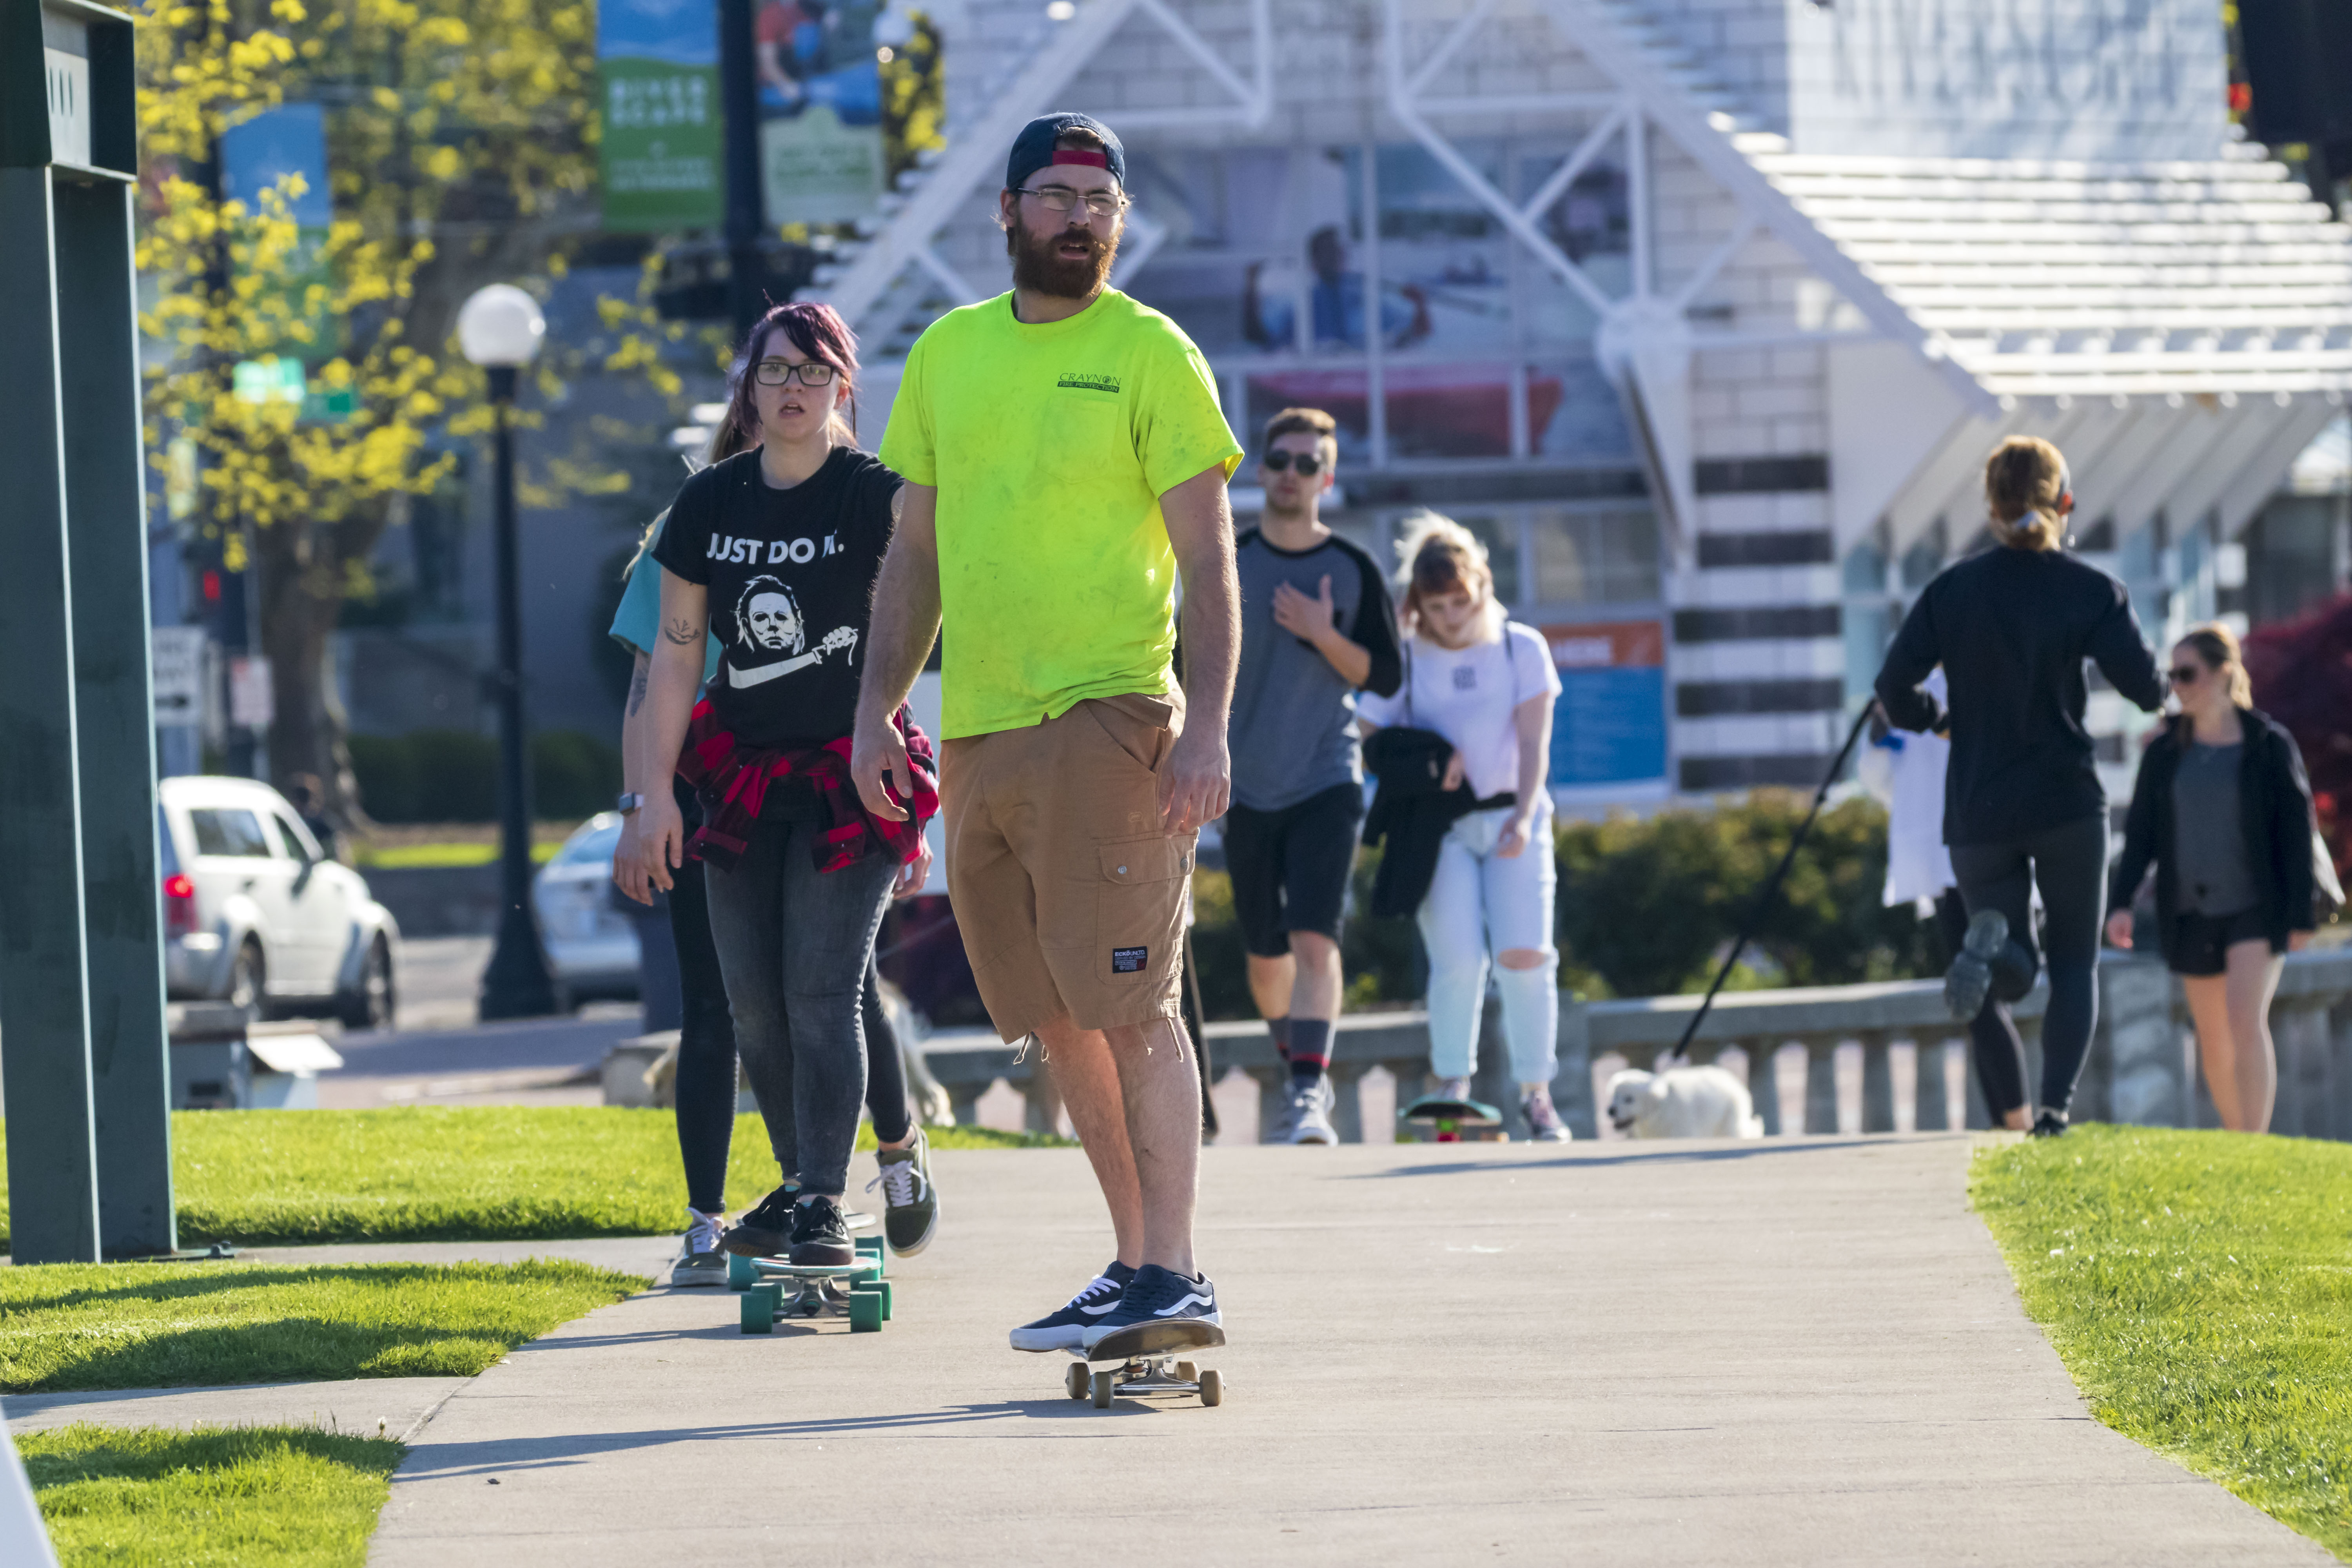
[534,812,641,1005]
[160,775,401,1028]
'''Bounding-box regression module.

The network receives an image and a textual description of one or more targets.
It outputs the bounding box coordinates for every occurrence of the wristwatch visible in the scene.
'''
[615,792,647,815]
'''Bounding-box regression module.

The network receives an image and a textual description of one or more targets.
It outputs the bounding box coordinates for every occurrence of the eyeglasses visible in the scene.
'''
[2167,665,2205,685]
[753,359,836,387]
[1262,450,1323,477]
[1016,185,1125,218]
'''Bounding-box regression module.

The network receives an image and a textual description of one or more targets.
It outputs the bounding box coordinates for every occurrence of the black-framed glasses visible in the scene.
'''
[753,359,836,387]
[1016,185,1124,218]
[2168,664,2206,685]
[1263,450,1323,476]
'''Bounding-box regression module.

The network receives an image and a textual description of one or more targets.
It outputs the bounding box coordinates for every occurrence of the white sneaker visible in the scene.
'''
[1271,1076,1337,1145]
[670,1207,729,1287]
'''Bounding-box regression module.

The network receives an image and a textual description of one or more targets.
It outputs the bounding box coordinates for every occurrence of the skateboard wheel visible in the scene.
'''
[848,1291,883,1333]
[854,1238,885,1279]
[740,1286,776,1334]
[1090,1369,1115,1408]
[851,1279,893,1321]
[1198,1368,1222,1407]
[1064,1362,1088,1400]
[1173,1361,1198,1383]
[727,1253,755,1290]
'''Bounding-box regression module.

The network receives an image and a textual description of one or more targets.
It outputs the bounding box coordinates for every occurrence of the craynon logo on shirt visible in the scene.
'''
[1055,372,1121,396]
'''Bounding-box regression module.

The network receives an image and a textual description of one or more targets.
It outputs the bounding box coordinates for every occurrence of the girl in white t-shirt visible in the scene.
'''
[1357,515,1568,1139]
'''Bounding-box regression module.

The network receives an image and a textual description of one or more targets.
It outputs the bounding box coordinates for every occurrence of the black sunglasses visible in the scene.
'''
[2167,664,2205,684]
[1262,450,1323,476]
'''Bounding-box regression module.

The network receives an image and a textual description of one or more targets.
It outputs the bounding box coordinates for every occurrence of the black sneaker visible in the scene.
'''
[787,1195,855,1266]
[720,1183,799,1258]
[1944,909,2009,1022]
[1080,1263,1220,1352]
[1008,1261,1134,1353]
[2030,1110,2068,1138]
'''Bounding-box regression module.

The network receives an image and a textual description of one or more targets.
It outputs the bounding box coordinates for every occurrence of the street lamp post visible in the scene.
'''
[459,284,559,1020]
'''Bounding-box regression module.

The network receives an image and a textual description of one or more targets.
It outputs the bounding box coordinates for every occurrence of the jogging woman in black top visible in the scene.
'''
[2105,622,2318,1132]
[1874,435,2166,1136]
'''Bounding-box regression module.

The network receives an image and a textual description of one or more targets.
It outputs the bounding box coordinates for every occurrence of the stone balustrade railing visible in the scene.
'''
[915,947,2352,1142]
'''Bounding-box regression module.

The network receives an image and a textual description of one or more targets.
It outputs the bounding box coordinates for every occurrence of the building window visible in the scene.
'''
[1531,508,1660,606]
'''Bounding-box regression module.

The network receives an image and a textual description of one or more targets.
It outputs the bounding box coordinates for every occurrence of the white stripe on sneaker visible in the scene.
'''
[1152,1292,1216,1317]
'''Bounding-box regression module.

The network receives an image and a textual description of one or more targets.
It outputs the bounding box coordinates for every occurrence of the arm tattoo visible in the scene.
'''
[662,617,700,646]
[626,657,649,716]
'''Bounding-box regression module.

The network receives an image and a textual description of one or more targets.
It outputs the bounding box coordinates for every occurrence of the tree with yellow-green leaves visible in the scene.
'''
[138,0,692,821]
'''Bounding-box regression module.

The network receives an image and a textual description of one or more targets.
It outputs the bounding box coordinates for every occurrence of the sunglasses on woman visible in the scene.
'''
[1262,450,1323,476]
[753,359,836,387]
[2167,664,2205,685]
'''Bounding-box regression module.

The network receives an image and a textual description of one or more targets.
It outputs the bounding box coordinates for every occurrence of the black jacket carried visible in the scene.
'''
[2107,706,2319,963]
[1361,726,1477,919]
[1874,545,2165,846]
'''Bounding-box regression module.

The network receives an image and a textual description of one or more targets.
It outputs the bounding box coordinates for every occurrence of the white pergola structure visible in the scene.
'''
[811,0,2352,799]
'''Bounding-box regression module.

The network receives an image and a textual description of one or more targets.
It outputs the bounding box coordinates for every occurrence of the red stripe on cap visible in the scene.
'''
[1050,149,1110,169]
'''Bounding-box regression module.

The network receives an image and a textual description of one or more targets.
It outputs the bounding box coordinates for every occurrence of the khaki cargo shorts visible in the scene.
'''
[941,692,1196,1043]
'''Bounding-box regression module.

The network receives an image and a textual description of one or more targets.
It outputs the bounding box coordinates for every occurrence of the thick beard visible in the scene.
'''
[1009,214,1120,299]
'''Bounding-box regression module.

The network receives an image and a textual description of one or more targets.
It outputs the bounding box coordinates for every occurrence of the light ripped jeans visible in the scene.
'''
[1417,797,1558,1085]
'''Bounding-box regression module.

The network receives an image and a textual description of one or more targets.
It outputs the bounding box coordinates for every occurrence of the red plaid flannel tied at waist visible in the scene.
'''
[675,701,938,875]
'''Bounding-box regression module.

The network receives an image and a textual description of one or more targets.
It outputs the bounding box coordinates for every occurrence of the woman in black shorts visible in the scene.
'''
[2105,622,2319,1132]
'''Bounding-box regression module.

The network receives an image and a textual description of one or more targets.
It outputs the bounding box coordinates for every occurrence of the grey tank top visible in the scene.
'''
[2172,740,2257,915]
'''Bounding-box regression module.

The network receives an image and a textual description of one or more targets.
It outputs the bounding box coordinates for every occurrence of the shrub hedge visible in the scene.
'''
[347,728,621,824]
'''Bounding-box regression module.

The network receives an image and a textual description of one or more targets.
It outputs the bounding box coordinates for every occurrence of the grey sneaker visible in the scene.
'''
[670,1207,729,1287]
[1519,1086,1571,1142]
[1269,1076,1337,1145]
[866,1128,939,1257]
[1945,909,2009,1022]
[1435,1074,1474,1103]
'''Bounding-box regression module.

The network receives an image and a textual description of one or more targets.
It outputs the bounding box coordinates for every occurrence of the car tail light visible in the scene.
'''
[163,873,199,937]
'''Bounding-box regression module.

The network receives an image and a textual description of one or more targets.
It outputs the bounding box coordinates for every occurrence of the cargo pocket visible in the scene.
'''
[1095,835,1193,984]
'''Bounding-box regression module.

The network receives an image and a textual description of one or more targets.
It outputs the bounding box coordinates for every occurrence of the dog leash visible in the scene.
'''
[1655,700,1879,1072]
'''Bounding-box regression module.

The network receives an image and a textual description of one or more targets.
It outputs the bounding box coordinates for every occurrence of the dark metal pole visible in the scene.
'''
[55,174,178,1256]
[477,367,557,1020]
[0,165,103,1264]
[718,0,765,341]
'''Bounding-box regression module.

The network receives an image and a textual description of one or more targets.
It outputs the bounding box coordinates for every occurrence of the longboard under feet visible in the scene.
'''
[731,1237,893,1333]
[1399,1093,1504,1143]
[1062,1320,1225,1408]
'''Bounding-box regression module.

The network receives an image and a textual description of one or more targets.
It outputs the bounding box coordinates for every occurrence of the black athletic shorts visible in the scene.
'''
[2169,906,2272,976]
[1221,782,1365,959]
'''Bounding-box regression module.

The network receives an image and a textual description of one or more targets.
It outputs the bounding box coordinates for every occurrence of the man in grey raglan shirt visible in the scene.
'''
[1223,407,1403,1143]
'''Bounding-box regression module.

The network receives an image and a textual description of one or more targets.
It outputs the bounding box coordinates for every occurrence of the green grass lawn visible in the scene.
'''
[1973,1125,2352,1559]
[21,1424,403,1568]
[0,1258,641,1392]
[0,1108,1063,1250]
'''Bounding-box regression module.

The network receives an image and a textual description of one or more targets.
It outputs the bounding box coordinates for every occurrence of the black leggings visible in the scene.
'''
[666,786,912,1211]
[1934,889,2028,1118]
[1947,814,2107,1118]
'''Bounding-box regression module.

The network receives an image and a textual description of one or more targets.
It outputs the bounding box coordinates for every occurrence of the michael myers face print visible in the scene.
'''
[738,577,805,655]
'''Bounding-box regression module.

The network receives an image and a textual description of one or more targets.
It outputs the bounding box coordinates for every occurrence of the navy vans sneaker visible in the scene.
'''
[1079,1263,1220,1352]
[1008,1261,1134,1352]
[1944,909,2008,1022]
[720,1183,799,1258]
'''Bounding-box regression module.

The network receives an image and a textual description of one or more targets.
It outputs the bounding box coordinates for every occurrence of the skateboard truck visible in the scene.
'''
[1062,1321,1225,1408]
[1398,1092,1504,1143]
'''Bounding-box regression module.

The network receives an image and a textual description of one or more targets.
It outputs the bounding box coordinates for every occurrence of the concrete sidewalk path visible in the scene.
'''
[368,1136,2330,1566]
[4,1378,470,1441]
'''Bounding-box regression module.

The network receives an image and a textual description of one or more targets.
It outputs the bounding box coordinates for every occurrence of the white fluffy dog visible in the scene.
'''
[1606,1065,1764,1139]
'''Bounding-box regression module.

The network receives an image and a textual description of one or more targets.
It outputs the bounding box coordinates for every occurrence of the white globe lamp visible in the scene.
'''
[457,284,544,368]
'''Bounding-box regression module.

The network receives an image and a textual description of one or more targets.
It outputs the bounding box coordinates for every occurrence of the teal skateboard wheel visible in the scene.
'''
[854,1238,885,1279]
[852,1279,893,1321]
[740,1284,778,1334]
[727,1253,756,1290]
[848,1290,883,1332]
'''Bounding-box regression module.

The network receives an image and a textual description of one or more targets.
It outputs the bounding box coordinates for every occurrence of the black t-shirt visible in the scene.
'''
[651,446,901,749]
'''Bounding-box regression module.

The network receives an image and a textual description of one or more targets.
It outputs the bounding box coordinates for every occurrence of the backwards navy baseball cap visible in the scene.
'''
[1005,111,1125,192]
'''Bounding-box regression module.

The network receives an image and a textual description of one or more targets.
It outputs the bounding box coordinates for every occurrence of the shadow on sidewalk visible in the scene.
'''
[1355,1132,1972,1179]
[395,1400,1158,1475]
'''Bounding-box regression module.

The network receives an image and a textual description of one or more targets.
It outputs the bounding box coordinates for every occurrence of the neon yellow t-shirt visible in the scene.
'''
[878,290,1243,739]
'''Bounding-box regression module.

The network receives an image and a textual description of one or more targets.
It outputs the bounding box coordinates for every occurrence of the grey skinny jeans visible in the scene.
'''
[702,819,896,1198]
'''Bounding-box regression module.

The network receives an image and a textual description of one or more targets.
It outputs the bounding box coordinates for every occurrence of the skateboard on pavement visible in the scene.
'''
[730,1236,893,1333]
[1399,1092,1504,1143]
[1062,1320,1225,1408]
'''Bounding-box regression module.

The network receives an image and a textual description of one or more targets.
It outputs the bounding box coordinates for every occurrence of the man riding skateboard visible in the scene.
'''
[852,112,1243,1354]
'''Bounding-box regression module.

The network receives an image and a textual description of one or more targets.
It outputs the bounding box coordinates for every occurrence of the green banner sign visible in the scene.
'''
[600,0,723,233]
[757,0,885,227]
